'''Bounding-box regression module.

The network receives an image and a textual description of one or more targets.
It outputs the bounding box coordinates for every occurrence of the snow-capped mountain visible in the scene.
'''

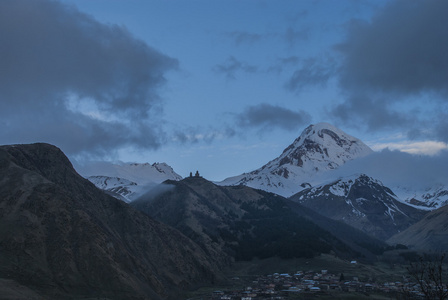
[393,185,448,210]
[85,162,182,202]
[219,123,373,197]
[87,176,138,202]
[290,174,425,240]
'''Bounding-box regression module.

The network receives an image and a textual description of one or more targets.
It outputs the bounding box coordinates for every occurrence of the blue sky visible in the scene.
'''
[1,0,448,181]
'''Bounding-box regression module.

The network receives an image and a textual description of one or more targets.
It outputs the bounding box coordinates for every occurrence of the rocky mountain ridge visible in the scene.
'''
[290,174,425,240]
[85,123,448,212]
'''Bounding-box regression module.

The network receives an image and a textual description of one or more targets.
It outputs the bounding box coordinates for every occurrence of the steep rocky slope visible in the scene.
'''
[0,143,219,299]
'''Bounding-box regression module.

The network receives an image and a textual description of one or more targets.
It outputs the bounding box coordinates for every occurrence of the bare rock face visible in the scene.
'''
[0,143,219,299]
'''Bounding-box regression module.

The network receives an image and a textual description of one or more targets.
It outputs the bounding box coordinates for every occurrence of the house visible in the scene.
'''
[212,290,224,299]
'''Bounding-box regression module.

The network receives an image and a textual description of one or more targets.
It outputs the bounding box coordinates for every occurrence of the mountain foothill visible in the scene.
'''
[1,123,447,299]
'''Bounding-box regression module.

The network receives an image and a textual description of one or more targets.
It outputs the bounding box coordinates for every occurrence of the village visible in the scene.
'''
[208,267,423,300]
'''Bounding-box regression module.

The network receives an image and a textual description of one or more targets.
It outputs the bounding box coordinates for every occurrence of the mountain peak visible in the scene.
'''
[303,122,340,135]
[277,122,373,170]
[220,123,373,197]
[302,122,356,144]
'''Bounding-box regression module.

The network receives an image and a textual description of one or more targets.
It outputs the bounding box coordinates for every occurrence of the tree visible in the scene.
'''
[404,253,448,300]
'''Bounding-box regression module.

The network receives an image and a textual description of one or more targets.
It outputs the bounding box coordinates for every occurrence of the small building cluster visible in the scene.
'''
[210,270,424,299]
[189,170,201,178]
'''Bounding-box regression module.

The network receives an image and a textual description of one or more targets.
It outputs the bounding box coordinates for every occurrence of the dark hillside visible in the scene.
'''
[388,204,448,251]
[132,177,386,263]
[0,143,220,299]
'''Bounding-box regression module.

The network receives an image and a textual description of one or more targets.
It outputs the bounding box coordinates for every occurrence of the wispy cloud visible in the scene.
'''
[285,57,336,92]
[172,126,236,144]
[267,56,301,74]
[224,25,309,48]
[225,31,264,45]
[213,56,258,80]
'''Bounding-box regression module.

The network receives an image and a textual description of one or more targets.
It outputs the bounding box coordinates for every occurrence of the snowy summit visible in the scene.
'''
[219,123,373,197]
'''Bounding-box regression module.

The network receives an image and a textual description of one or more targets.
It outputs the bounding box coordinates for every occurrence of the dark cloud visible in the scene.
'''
[285,57,335,92]
[0,0,177,157]
[236,104,311,131]
[337,0,448,96]
[331,94,412,131]
[213,56,258,80]
[331,0,448,138]
[3,110,164,158]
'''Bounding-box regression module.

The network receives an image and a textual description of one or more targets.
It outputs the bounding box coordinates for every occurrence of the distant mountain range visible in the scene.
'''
[78,122,448,251]
[217,123,448,212]
[85,123,448,212]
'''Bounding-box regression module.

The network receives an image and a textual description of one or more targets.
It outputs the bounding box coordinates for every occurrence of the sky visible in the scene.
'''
[1,0,448,181]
